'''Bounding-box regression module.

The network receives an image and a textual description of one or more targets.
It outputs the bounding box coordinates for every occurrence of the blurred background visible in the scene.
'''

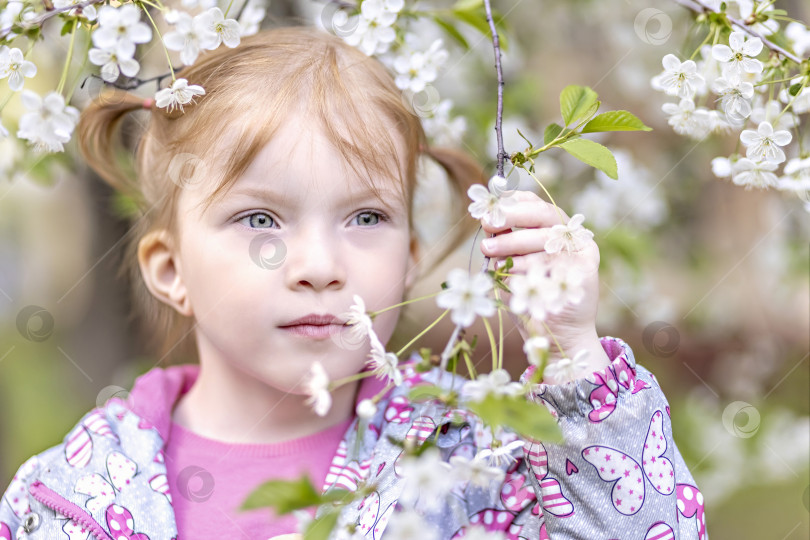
[0,0,808,537]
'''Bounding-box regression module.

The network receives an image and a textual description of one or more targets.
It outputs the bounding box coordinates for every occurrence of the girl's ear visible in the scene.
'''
[137,230,193,317]
[404,235,421,291]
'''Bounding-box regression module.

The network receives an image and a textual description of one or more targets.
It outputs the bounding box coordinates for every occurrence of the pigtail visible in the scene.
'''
[76,90,150,208]
[417,145,488,272]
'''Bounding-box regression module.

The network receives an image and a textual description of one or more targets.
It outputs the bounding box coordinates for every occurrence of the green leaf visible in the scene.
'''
[467,394,562,443]
[559,138,618,179]
[452,7,509,52]
[60,18,76,36]
[408,384,448,402]
[452,0,483,11]
[304,509,340,540]
[582,110,652,133]
[559,85,599,126]
[241,475,322,514]
[432,15,470,50]
[789,83,802,97]
[543,123,563,145]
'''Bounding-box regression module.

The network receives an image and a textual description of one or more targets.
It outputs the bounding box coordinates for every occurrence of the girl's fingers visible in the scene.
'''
[481,228,553,258]
[497,242,600,275]
[481,192,571,233]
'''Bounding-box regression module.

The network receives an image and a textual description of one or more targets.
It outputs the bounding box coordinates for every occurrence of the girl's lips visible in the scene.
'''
[280,323,343,339]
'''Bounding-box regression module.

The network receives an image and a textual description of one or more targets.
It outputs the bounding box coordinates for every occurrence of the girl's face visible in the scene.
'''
[169,114,417,397]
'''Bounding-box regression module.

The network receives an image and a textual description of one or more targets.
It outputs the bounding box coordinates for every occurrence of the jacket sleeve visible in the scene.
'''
[0,454,44,538]
[518,336,707,540]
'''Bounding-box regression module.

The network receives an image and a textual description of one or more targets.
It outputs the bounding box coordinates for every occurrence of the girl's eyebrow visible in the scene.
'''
[226,186,405,210]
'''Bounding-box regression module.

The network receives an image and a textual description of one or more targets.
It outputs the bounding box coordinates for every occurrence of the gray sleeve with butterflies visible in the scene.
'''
[520,336,707,540]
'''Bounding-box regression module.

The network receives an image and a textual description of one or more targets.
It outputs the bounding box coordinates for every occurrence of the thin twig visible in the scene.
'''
[0,0,105,42]
[671,0,805,64]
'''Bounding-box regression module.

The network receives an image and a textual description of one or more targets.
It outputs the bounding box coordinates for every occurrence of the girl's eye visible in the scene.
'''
[354,211,387,226]
[239,212,276,229]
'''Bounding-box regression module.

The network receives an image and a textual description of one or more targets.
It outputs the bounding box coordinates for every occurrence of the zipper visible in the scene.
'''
[28,480,112,540]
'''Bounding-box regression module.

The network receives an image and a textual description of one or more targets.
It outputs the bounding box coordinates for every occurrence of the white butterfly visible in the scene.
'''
[582,410,674,516]
[74,451,138,513]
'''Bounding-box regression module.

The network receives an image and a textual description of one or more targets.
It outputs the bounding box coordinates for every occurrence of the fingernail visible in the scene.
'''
[482,238,495,251]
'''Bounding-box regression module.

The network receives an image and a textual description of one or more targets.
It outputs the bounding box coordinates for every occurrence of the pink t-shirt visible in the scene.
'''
[164,416,352,539]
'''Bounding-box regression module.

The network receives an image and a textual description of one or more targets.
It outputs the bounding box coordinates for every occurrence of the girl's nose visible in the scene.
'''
[284,226,346,292]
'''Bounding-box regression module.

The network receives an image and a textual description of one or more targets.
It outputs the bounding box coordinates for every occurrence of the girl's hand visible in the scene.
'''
[477,190,611,381]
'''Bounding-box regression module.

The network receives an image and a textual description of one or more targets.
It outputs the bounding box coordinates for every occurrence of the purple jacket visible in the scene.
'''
[0,337,707,539]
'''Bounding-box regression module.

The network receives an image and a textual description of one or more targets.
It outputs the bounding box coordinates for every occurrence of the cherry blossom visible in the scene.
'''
[436,268,495,328]
[661,98,712,139]
[0,46,36,91]
[398,448,454,508]
[785,22,810,58]
[91,4,152,60]
[391,38,448,93]
[366,334,402,386]
[462,370,523,403]
[356,399,377,420]
[712,76,753,122]
[154,78,206,113]
[543,349,590,384]
[509,264,553,322]
[545,262,585,314]
[448,453,505,488]
[341,294,373,345]
[523,336,550,367]
[467,175,517,228]
[88,47,140,83]
[730,158,779,190]
[544,213,594,254]
[341,0,404,56]
[650,54,705,99]
[53,0,97,21]
[196,7,241,49]
[777,157,810,196]
[16,90,80,153]
[739,121,792,164]
[711,31,763,80]
[303,361,331,417]
[163,11,219,66]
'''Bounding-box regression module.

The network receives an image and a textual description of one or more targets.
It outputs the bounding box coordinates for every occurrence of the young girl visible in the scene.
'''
[0,26,706,540]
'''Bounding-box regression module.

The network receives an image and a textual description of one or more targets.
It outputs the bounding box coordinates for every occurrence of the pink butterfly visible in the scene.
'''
[65,410,120,469]
[676,484,706,540]
[322,440,372,492]
[105,504,149,539]
[523,439,574,517]
[582,410,675,516]
[586,356,649,423]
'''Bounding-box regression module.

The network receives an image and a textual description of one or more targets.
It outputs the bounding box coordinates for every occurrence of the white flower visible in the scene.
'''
[786,22,810,58]
[448,454,505,488]
[711,156,734,178]
[92,4,152,59]
[545,262,585,314]
[650,54,705,98]
[196,7,241,49]
[398,448,453,508]
[661,98,712,139]
[730,158,779,190]
[711,31,763,81]
[341,0,404,56]
[0,119,8,138]
[509,264,553,322]
[238,0,267,37]
[386,508,439,540]
[303,361,332,416]
[474,439,525,467]
[523,336,550,367]
[392,38,448,93]
[739,121,791,164]
[16,90,80,153]
[163,11,219,65]
[356,399,377,419]
[341,294,373,344]
[543,350,590,384]
[422,99,466,146]
[53,0,97,21]
[366,334,402,386]
[154,78,206,113]
[544,213,594,254]
[750,99,797,132]
[777,157,810,195]
[0,46,37,91]
[88,47,140,83]
[467,175,517,228]
[777,77,810,116]
[712,76,753,122]
[462,369,523,403]
[436,268,495,328]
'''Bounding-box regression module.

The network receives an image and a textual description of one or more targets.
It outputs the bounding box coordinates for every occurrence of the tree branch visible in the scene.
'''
[671,0,805,64]
[0,0,105,42]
